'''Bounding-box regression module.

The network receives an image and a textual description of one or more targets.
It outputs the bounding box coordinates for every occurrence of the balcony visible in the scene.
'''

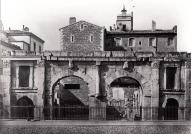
[160,88,185,95]
[11,87,38,93]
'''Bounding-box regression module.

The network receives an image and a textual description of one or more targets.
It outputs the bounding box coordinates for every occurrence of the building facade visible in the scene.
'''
[1,7,191,121]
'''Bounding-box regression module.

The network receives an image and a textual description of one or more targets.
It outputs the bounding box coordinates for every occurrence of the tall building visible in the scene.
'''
[0,7,190,121]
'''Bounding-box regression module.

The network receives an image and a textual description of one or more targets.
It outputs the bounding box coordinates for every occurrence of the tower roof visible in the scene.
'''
[121,5,127,12]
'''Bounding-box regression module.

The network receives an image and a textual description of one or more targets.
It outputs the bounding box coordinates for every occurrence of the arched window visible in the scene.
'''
[129,38,135,47]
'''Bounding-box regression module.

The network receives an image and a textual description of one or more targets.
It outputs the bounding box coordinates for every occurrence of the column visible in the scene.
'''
[95,61,101,97]
[185,61,191,120]
[151,61,160,120]
[16,65,19,88]
[164,67,166,89]
[2,60,11,118]
[89,61,106,120]
[35,60,45,120]
[175,66,180,90]
[29,65,34,88]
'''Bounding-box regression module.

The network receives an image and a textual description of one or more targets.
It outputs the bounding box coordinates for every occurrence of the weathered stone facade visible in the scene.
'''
[59,20,104,52]
[0,7,189,121]
[1,50,191,121]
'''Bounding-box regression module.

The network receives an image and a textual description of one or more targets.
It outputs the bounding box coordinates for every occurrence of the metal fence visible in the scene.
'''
[52,106,89,120]
[0,105,189,121]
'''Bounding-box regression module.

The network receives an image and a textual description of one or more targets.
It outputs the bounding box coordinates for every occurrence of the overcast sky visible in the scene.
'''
[1,0,191,52]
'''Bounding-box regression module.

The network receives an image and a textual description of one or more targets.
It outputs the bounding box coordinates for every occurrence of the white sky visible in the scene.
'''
[1,0,191,52]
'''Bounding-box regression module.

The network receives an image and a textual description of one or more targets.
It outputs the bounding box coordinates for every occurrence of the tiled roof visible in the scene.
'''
[107,29,176,35]
[59,20,103,31]
[5,30,45,43]
[0,40,21,50]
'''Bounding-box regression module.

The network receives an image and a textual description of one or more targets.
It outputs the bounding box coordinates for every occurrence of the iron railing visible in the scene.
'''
[0,106,189,121]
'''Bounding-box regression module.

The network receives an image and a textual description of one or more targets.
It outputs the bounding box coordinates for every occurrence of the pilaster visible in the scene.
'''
[151,61,160,120]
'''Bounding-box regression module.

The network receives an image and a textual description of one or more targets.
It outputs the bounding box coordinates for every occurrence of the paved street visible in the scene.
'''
[1,119,191,126]
[1,120,191,134]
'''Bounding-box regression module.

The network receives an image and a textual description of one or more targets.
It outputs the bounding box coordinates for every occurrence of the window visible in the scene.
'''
[112,88,124,100]
[71,35,74,43]
[114,38,122,46]
[0,60,3,75]
[129,38,135,47]
[65,84,80,89]
[39,46,41,53]
[33,42,36,51]
[149,38,156,47]
[166,67,177,89]
[168,38,174,46]
[80,24,84,30]
[28,45,31,51]
[138,41,142,46]
[19,66,30,87]
[122,25,126,31]
[90,35,94,43]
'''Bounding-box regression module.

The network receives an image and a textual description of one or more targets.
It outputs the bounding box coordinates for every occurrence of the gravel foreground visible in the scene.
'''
[1,125,191,134]
[0,120,191,134]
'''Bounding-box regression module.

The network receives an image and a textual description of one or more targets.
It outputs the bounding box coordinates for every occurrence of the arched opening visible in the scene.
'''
[13,96,34,119]
[52,75,89,120]
[164,98,179,120]
[107,77,142,120]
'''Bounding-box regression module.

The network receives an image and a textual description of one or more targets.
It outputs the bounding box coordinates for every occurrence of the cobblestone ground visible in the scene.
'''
[0,120,191,134]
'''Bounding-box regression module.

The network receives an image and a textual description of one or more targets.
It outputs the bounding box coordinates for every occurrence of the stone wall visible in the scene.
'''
[157,36,177,52]
[60,21,104,52]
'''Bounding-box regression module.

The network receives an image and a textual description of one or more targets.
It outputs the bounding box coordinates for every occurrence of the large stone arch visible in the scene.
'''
[52,75,91,102]
[51,75,90,119]
[105,69,144,86]
[105,70,144,120]
[51,73,95,97]
[105,69,144,99]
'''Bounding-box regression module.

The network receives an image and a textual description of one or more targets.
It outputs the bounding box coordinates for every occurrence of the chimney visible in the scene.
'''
[69,17,76,25]
[22,25,25,31]
[152,20,156,31]
[173,25,177,33]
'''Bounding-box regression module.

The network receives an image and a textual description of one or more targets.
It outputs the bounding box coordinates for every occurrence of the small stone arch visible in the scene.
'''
[162,96,183,108]
[13,96,34,119]
[164,98,179,120]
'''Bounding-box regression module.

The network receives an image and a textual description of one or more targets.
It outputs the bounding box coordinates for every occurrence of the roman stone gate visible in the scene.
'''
[104,69,145,120]
[42,58,160,120]
[51,75,89,119]
[107,77,142,120]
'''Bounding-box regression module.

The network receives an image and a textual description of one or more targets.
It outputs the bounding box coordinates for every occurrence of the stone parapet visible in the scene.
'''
[3,50,191,61]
